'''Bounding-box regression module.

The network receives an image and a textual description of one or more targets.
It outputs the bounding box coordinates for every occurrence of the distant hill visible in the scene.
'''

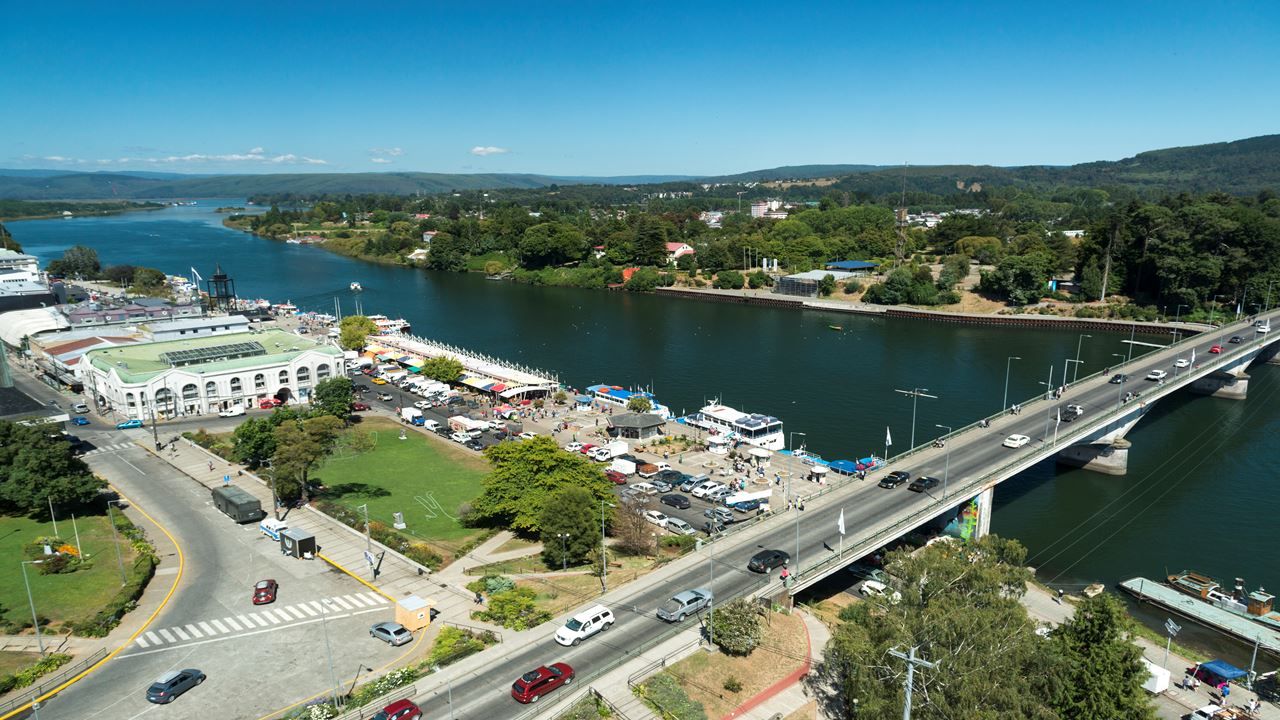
[2,134,1276,199]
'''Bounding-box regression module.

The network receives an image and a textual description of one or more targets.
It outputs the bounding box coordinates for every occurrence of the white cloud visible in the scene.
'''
[248,146,265,154]
[29,148,328,167]
[371,157,392,164]
[369,147,404,157]
[470,145,510,156]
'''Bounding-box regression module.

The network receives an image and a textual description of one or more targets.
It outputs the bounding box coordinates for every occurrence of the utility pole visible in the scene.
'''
[888,646,938,720]
[1100,226,1116,304]
[893,388,937,450]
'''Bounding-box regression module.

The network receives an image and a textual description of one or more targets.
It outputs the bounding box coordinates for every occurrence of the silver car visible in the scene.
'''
[656,588,713,622]
[369,621,412,646]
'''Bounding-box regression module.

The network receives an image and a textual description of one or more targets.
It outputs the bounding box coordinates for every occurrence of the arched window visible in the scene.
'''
[316,363,330,380]
[278,369,290,385]
[254,373,266,391]
[297,367,311,385]
[155,388,173,405]
[126,392,136,407]
[205,381,218,397]
[182,383,198,400]
[230,377,242,394]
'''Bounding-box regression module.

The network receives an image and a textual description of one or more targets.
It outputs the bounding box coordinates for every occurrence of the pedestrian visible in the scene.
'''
[1056,588,1064,604]
[1221,683,1229,705]
[474,591,484,605]
[208,460,214,472]
[780,565,790,583]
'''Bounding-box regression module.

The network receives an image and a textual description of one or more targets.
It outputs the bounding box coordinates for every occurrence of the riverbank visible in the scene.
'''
[220,216,413,268]
[0,200,165,222]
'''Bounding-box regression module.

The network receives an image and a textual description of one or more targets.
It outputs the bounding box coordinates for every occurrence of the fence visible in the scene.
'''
[0,648,109,716]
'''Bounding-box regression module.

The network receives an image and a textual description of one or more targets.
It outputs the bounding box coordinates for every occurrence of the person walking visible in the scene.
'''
[1056,588,1065,604]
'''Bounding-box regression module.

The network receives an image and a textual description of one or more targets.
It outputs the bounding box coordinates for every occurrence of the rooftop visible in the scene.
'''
[85,329,341,383]
[784,270,859,281]
[608,412,666,429]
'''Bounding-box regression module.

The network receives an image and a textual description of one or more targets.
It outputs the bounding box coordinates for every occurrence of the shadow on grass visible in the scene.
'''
[323,483,392,499]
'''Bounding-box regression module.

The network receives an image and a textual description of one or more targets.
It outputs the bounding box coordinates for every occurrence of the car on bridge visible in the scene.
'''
[1060,404,1084,422]
[657,588,712,622]
[1146,369,1169,381]
[510,662,574,704]
[1002,434,1031,448]
[116,419,143,429]
[1230,335,1243,344]
[1109,373,1130,384]
[908,476,941,493]
[1210,344,1223,354]
[748,549,790,573]
[1174,358,1190,368]
[878,470,911,489]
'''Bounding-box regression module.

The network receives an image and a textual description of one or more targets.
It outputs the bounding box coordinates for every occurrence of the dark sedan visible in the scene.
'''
[748,549,790,573]
[660,494,691,510]
[145,669,205,704]
[878,470,911,489]
[1108,374,1129,384]
[908,476,941,493]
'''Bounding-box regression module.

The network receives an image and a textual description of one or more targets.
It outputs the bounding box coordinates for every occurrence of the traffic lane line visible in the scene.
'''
[116,605,386,658]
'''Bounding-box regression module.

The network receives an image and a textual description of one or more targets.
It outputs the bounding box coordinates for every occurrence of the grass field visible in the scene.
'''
[0,513,137,632]
[312,417,489,552]
[0,650,37,678]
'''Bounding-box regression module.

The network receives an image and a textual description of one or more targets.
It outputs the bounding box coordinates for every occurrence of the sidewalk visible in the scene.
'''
[1023,584,1278,719]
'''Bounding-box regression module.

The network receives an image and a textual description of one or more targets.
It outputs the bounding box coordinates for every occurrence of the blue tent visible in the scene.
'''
[828,460,858,476]
[824,260,879,271]
[1197,659,1247,684]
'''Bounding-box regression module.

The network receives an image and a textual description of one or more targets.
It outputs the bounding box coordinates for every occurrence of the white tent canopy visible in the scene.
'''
[0,307,69,348]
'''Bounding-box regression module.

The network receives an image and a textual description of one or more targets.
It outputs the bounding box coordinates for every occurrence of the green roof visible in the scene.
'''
[86,330,342,384]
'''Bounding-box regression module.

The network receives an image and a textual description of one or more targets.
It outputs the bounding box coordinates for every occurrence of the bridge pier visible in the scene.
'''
[1189,369,1250,400]
[1056,438,1131,475]
[974,487,994,539]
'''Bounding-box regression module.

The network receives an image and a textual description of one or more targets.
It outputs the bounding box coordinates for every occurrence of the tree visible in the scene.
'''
[270,415,344,501]
[633,216,669,266]
[46,245,101,279]
[709,599,763,656]
[470,437,614,533]
[626,396,653,414]
[1078,258,1104,301]
[311,376,354,420]
[338,315,378,351]
[420,356,463,383]
[518,222,588,269]
[538,487,597,568]
[474,586,551,630]
[1048,594,1156,720]
[0,421,106,514]
[101,264,137,286]
[612,498,656,555]
[713,270,744,289]
[979,252,1054,305]
[625,266,660,291]
[955,235,1004,265]
[231,417,277,468]
[132,267,166,289]
[817,273,836,297]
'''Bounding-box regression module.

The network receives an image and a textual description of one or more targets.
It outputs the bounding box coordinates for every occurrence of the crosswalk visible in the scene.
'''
[80,441,137,457]
[134,592,388,649]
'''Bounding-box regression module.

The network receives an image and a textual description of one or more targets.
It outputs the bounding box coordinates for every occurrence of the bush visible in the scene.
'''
[68,512,157,637]
[843,279,863,294]
[0,653,72,694]
[640,673,708,720]
[425,626,494,668]
[473,586,551,630]
[659,535,696,552]
[315,502,443,569]
[723,676,743,693]
[709,598,763,656]
[712,270,744,290]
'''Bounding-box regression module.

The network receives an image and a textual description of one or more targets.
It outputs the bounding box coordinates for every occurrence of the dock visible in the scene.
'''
[1120,577,1280,656]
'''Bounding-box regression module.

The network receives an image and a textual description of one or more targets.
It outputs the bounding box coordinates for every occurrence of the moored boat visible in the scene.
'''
[1167,570,1280,631]
[682,402,784,451]
[586,384,672,419]
[367,314,411,335]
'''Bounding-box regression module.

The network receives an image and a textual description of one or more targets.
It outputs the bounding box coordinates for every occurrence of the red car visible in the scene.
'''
[352,401,371,411]
[258,398,283,410]
[511,662,574,703]
[252,579,278,605]
[604,470,627,485]
[578,444,596,455]
[371,699,421,720]
[1210,344,1223,354]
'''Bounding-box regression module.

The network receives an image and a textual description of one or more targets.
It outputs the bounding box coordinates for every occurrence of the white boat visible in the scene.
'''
[586,384,673,419]
[350,282,363,292]
[367,314,411,335]
[683,402,784,450]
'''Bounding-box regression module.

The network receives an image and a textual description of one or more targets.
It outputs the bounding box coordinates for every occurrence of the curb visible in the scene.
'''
[724,614,812,719]
[318,552,395,601]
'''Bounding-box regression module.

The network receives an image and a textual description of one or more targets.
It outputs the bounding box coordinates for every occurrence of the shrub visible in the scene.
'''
[659,535,696,552]
[425,626,494,668]
[0,653,72,694]
[709,598,763,656]
[843,279,863,294]
[723,676,743,693]
[68,512,157,637]
[639,673,707,720]
[484,574,516,594]
[712,270,744,290]
[473,586,551,630]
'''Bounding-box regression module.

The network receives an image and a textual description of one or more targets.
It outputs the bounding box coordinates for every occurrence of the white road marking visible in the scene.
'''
[286,606,306,620]
[272,608,293,623]
[362,592,386,605]
[330,596,354,610]
[146,631,162,645]
[171,627,190,641]
[198,621,217,635]
[135,635,150,648]
[158,628,176,643]
[120,457,148,476]
[212,619,231,633]
[236,614,253,628]
[117,606,386,658]
[184,624,203,638]
[305,601,324,615]
[298,603,318,617]
[262,612,281,625]
[249,613,269,627]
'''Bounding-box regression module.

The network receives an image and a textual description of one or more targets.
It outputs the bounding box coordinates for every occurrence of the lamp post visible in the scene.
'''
[1064,359,1083,390]
[1112,353,1127,408]
[787,432,806,505]
[894,388,937,450]
[600,500,615,593]
[1002,356,1021,414]
[935,424,952,498]
[1209,294,1223,326]
[20,561,45,655]
[1073,335,1091,382]
[557,533,568,571]
[106,499,128,586]
[319,599,341,708]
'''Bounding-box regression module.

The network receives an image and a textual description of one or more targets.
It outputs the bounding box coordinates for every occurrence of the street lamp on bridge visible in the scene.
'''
[935,424,952,499]
[1001,356,1021,414]
[894,388,937,451]
[1073,335,1091,382]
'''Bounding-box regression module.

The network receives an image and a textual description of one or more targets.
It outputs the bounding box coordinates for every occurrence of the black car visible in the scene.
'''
[464,439,484,451]
[655,469,685,485]
[1108,374,1129,384]
[878,470,911,489]
[1229,335,1243,344]
[660,493,690,510]
[146,668,205,704]
[748,549,790,573]
[908,476,941,493]
[1060,404,1085,423]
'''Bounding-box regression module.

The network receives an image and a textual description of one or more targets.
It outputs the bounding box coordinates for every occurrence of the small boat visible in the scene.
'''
[828,325,843,331]
[1167,570,1280,631]
[350,282,363,292]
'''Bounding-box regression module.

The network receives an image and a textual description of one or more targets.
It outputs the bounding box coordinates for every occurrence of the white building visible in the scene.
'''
[80,329,345,419]
[0,249,40,276]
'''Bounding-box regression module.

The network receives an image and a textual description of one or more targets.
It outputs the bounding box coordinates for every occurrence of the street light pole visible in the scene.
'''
[934,424,951,498]
[1073,335,1091,382]
[1002,357,1021,414]
[1209,294,1223,326]
[600,500,614,593]
[319,599,341,708]
[106,499,127,586]
[558,533,568,571]
[787,432,806,505]
[20,561,45,655]
[1064,359,1083,391]
[894,388,938,450]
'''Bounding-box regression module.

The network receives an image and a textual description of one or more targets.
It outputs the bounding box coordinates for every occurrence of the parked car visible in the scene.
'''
[604,470,627,485]
[563,441,583,453]
[650,479,673,493]
[847,563,890,585]
[1002,434,1031,448]
[643,510,668,528]
[748,549,790,573]
[578,443,596,455]
[464,439,485,451]
[116,419,143,429]
[1174,358,1190,368]
[878,470,911,489]
[637,464,660,478]
[666,518,696,535]
[370,621,413,646]
[450,431,471,443]
[660,494,690,510]
[656,589,712,622]
[730,498,762,513]
[517,432,538,440]
[1229,335,1243,344]
[145,669,205,704]
[354,384,370,393]
[859,580,902,604]
[703,519,727,534]
[1146,369,1168,381]
[691,481,723,499]
[707,486,735,503]
[908,476,942,493]
[352,401,371,411]
[510,663,574,704]
[655,469,685,485]
[377,392,393,401]
[413,400,431,409]
[252,579,278,605]
[630,482,659,496]
[704,506,734,523]
[70,416,90,426]
[371,377,388,385]
[679,475,707,493]
[371,699,422,720]
[554,605,614,646]
[72,402,89,413]
[1108,373,1129,384]
[259,398,282,409]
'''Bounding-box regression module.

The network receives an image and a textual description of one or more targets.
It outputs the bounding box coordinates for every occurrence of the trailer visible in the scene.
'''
[211,485,266,524]
[449,415,489,434]
[400,407,425,425]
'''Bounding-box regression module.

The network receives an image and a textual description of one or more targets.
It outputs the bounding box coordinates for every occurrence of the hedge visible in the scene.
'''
[0,653,72,694]
[638,672,708,720]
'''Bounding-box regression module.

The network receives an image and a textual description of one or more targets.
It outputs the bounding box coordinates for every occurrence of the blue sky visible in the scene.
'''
[2,1,1277,176]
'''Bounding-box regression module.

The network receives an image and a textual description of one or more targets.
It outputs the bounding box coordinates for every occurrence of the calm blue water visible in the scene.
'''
[11,202,1280,665]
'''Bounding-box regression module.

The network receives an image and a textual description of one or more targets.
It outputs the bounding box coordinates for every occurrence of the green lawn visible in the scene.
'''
[0,513,137,632]
[313,417,489,553]
[0,650,37,678]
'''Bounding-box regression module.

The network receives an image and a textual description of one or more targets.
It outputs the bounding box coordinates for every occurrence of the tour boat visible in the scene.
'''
[367,314,411,335]
[1167,570,1280,631]
[682,402,784,450]
[350,281,363,292]
[586,384,673,419]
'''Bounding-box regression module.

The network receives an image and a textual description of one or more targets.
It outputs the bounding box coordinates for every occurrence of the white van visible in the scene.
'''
[423,419,441,432]
[259,517,287,541]
[554,604,615,646]
[218,406,246,418]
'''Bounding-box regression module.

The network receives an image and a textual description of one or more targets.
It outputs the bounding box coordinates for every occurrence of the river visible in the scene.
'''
[11,201,1280,665]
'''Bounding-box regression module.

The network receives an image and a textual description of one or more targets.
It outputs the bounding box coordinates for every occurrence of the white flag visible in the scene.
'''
[885,426,892,447]
[1191,347,1196,363]
[838,508,846,535]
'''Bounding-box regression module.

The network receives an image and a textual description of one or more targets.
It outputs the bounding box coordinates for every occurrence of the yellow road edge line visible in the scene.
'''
[0,485,185,720]
[318,552,395,601]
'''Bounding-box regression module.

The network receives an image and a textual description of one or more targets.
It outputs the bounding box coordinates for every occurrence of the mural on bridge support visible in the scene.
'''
[943,496,981,542]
